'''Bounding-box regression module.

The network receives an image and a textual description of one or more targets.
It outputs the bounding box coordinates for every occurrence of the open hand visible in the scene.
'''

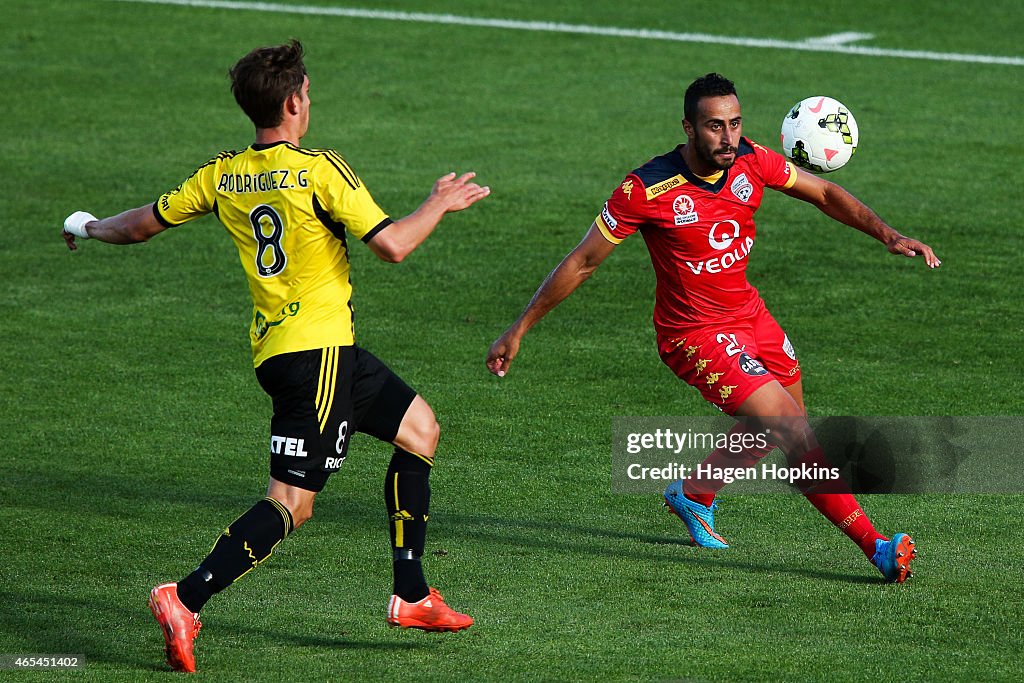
[431,172,490,213]
[886,235,942,269]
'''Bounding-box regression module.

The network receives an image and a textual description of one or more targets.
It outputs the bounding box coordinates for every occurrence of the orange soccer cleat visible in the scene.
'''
[386,587,474,632]
[148,583,202,673]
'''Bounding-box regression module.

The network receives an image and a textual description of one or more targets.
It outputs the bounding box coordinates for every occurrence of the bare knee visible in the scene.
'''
[765,417,816,455]
[736,383,816,455]
[266,478,316,529]
[395,396,441,457]
[286,501,314,529]
[421,418,441,454]
[409,415,440,458]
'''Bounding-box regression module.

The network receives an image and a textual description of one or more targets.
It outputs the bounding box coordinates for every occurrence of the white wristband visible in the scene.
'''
[64,211,97,239]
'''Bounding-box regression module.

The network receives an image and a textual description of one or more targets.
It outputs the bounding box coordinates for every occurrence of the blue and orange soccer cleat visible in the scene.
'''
[149,583,202,673]
[387,587,474,632]
[871,533,917,583]
[663,480,729,549]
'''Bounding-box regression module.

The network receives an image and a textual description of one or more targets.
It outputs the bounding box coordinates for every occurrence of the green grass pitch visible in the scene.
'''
[2,0,1023,680]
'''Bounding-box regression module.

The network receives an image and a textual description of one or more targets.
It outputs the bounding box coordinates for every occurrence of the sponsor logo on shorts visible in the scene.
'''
[783,335,796,360]
[287,469,306,478]
[685,345,699,359]
[705,371,723,385]
[738,352,768,376]
[719,385,738,401]
[271,435,309,458]
[325,456,346,470]
[673,194,698,226]
[788,362,801,377]
[694,358,710,374]
[730,173,753,202]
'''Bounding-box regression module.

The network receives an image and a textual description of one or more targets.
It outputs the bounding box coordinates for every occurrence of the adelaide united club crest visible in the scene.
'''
[730,173,753,202]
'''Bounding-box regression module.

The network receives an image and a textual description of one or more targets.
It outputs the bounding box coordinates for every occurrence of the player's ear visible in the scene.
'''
[682,118,694,138]
[284,92,301,117]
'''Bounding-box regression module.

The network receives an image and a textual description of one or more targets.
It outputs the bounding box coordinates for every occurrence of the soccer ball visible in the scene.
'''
[780,96,859,173]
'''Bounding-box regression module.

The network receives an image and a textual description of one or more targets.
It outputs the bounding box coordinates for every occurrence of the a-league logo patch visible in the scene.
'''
[730,173,753,202]
[673,194,698,225]
[738,352,768,376]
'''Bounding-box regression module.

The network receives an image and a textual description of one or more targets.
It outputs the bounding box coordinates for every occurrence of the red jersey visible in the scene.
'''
[595,138,797,334]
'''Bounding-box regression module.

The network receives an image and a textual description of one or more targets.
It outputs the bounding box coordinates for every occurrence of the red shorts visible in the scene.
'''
[657,300,801,415]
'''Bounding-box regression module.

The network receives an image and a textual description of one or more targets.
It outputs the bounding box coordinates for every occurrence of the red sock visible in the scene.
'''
[684,422,776,507]
[791,446,885,558]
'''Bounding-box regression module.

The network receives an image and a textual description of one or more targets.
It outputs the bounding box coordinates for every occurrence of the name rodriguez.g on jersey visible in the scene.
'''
[216,169,310,194]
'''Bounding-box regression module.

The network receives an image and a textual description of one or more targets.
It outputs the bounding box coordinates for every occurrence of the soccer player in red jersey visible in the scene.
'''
[486,73,938,582]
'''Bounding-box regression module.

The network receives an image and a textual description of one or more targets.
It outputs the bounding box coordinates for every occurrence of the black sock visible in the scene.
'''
[393,557,429,603]
[176,497,293,613]
[385,448,433,602]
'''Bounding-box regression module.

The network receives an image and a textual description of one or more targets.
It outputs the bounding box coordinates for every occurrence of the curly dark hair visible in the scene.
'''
[683,73,737,123]
[229,39,307,129]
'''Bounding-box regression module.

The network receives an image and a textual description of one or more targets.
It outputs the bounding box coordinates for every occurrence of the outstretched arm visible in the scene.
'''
[62,204,167,251]
[366,172,490,263]
[783,167,941,269]
[486,224,616,377]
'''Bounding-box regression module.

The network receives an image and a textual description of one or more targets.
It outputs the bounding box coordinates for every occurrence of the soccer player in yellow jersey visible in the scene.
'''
[62,40,489,673]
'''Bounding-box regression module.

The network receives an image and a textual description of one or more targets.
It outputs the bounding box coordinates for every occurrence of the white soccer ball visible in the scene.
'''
[780,96,859,173]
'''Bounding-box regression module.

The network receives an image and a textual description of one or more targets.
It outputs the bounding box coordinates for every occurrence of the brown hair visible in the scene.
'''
[229,39,307,129]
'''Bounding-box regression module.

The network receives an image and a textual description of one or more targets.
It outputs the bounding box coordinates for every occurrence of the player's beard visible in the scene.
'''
[697,140,737,171]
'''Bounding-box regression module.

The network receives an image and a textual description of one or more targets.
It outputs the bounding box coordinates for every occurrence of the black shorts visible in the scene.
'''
[255,345,417,492]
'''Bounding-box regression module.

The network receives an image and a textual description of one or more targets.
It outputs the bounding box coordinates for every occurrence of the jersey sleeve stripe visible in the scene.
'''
[152,201,179,228]
[594,216,623,244]
[782,161,798,189]
[361,217,393,243]
[312,194,348,242]
[321,151,362,189]
[291,146,360,189]
[325,150,361,188]
[321,153,359,189]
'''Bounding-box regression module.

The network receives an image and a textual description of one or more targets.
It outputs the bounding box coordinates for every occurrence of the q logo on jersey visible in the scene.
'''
[673,194,698,225]
[708,220,741,250]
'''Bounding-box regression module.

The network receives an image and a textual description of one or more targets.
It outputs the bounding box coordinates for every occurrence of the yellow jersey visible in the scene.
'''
[154,141,391,367]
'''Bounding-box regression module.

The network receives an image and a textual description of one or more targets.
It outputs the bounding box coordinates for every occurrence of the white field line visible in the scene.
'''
[804,32,875,45]
[113,0,1024,67]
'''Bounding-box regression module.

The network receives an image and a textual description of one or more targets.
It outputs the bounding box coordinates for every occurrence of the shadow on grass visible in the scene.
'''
[0,589,424,672]
[8,469,878,585]
[4,465,382,528]
[440,513,879,585]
